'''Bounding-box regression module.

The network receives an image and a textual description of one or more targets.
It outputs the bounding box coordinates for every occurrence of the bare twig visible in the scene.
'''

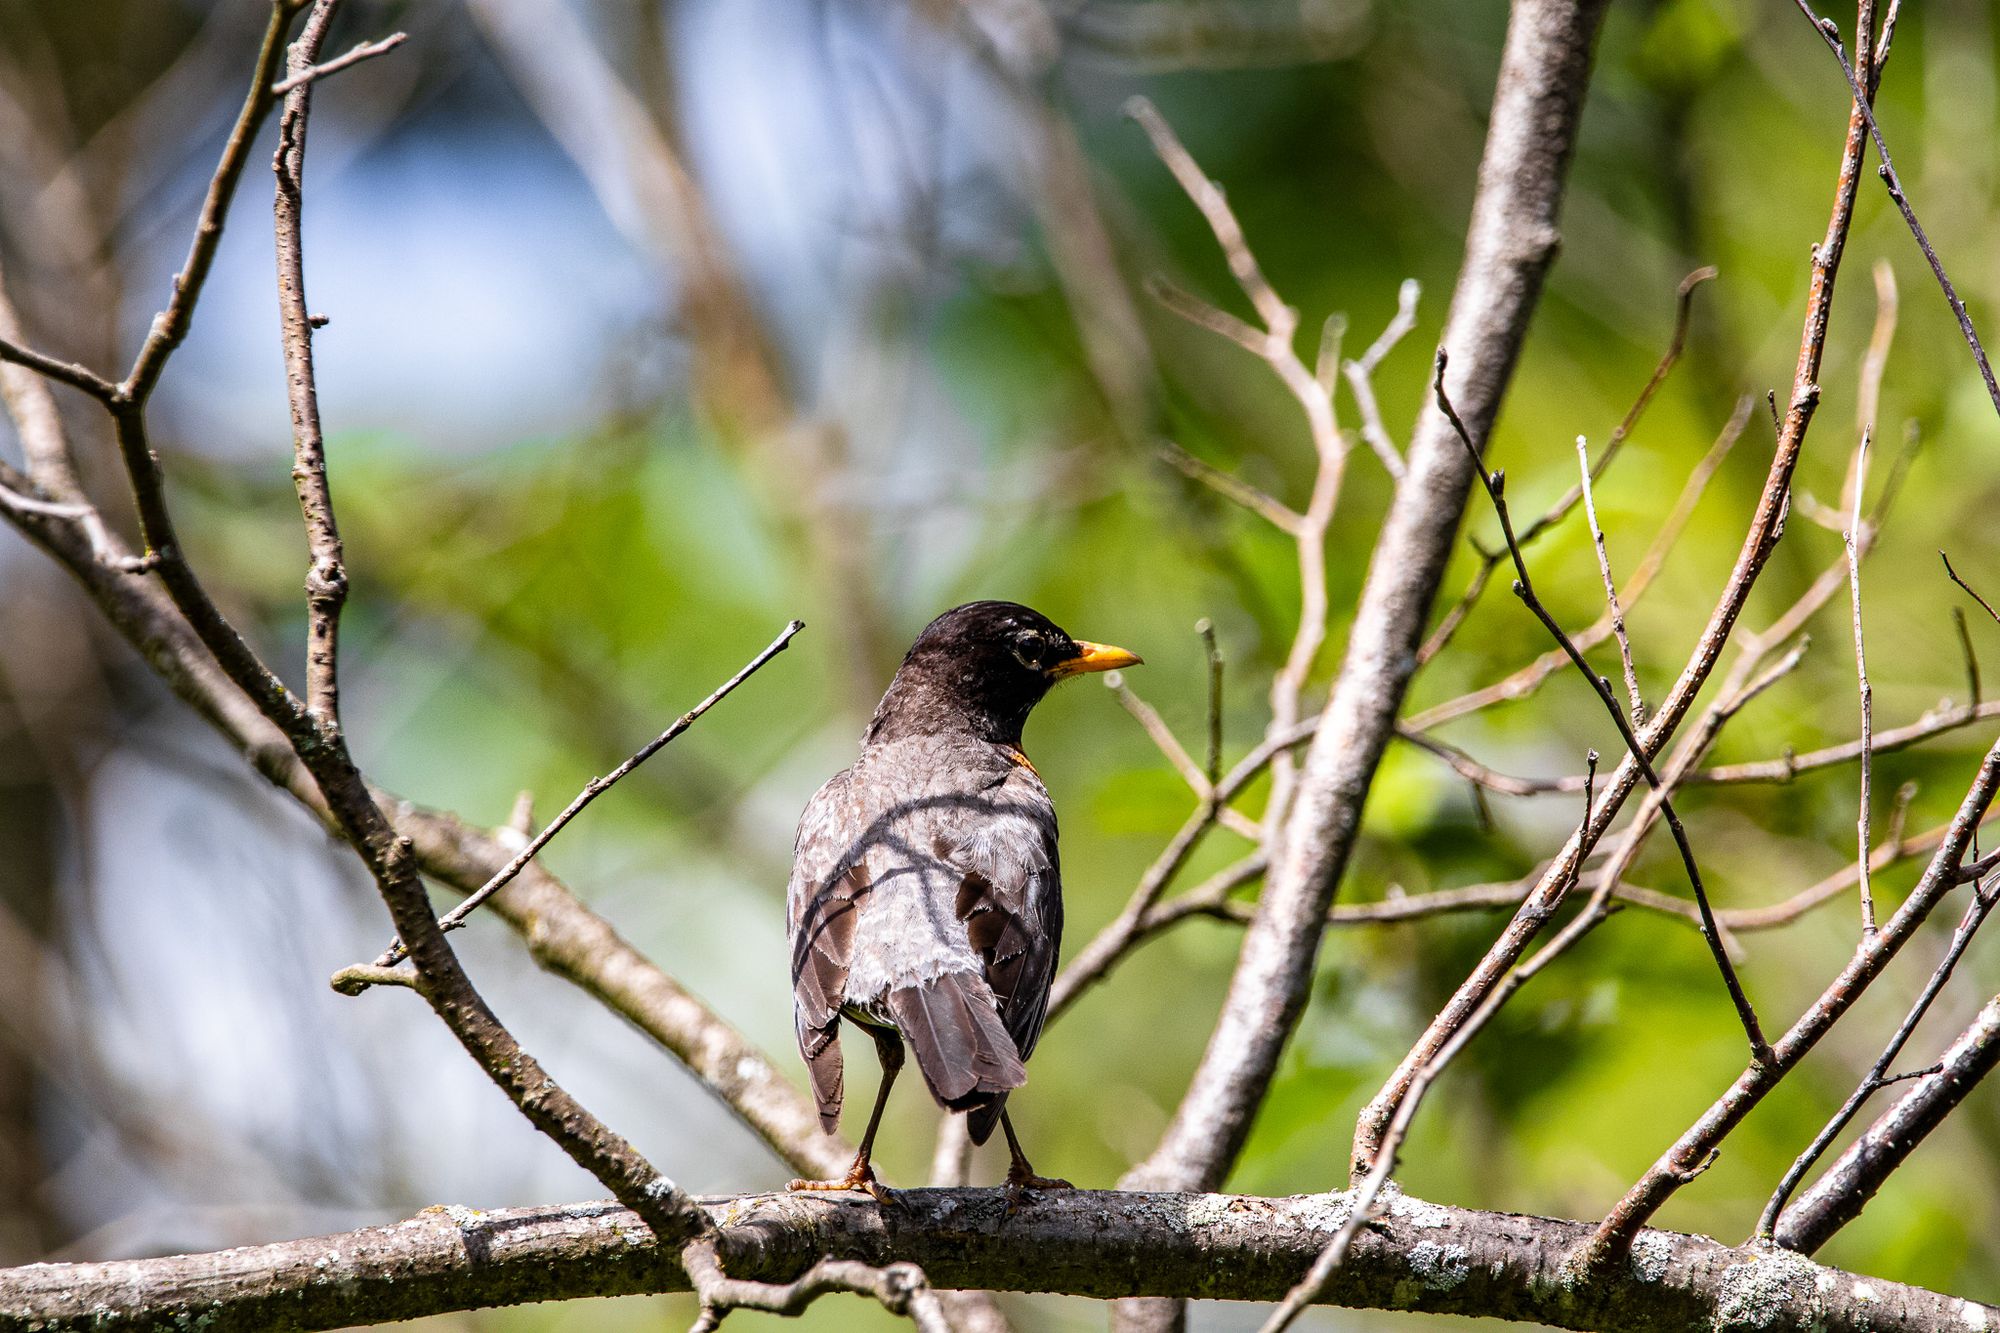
[1844,429,1876,934]
[1200,618,1224,786]
[121,2,295,402]
[1416,266,1714,667]
[1111,673,1206,793]
[0,334,116,402]
[1952,609,1981,705]
[1793,0,2000,420]
[1435,352,1769,1061]
[1342,279,1420,480]
[1575,433,1643,723]
[0,468,151,573]
[1944,551,2000,627]
[1691,700,2000,786]
[1109,670,1263,842]
[269,31,407,96]
[1410,393,1749,714]
[1717,807,1991,932]
[1401,696,2000,797]
[682,1236,949,1333]
[1251,803,1984,939]
[1758,872,1998,1238]
[273,10,351,731]
[359,620,805,975]
[1126,99,1291,336]
[1162,442,1303,535]
[1850,260,1898,504]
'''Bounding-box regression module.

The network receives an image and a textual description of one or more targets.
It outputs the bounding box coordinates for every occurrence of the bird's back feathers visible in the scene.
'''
[787,733,1061,1138]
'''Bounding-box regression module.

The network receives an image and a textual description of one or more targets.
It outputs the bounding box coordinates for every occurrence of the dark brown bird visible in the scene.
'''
[787,601,1140,1197]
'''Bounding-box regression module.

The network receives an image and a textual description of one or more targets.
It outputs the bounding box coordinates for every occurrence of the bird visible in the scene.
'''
[786,600,1140,1199]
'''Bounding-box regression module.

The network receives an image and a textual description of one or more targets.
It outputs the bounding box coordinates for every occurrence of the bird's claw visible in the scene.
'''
[1003,1170,1073,1214]
[786,1165,898,1207]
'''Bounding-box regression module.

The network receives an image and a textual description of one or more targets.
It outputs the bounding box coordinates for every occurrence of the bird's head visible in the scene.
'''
[866,600,1142,746]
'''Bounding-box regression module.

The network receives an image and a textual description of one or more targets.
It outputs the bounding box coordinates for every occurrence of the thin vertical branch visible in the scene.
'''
[274,0,350,732]
[1845,429,1876,934]
[1575,433,1643,723]
[1200,618,1224,786]
[1952,608,1981,705]
[1848,260,1897,512]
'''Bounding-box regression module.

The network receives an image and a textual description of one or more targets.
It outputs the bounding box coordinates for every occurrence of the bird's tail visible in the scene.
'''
[886,973,1025,1144]
[964,1093,1008,1147]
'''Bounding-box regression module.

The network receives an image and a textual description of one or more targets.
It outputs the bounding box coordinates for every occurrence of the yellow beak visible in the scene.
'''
[1051,640,1144,678]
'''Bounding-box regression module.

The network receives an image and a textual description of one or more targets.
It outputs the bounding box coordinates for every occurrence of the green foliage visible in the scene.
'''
[137,0,2000,1323]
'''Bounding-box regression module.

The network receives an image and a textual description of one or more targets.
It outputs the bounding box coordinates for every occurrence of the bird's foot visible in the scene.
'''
[786,1162,897,1206]
[1003,1165,1073,1214]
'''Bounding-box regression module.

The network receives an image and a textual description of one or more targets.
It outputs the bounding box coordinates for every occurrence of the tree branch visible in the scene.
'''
[1355,0,1889,1184]
[4,1189,1990,1333]
[1586,735,2000,1268]
[1416,266,1714,669]
[1774,988,2000,1254]
[120,0,294,403]
[1117,12,1613,1328]
[1793,0,2000,421]
[273,3,353,732]
[1757,872,1997,1239]
[350,618,806,978]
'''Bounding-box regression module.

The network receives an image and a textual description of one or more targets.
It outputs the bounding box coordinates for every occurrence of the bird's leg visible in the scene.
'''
[1001,1108,1072,1202]
[787,1028,902,1203]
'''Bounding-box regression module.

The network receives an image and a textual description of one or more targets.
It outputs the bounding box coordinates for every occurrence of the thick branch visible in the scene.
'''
[1355,0,1887,1183]
[1775,990,2000,1253]
[1120,0,1610,1208]
[4,1189,1989,1333]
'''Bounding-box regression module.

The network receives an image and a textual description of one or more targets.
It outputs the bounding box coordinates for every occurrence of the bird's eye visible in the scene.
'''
[1011,633,1049,670]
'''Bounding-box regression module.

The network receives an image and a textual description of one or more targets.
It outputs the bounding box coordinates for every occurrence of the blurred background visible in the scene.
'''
[2,0,1999,1328]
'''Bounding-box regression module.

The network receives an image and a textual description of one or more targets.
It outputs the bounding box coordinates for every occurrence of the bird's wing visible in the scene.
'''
[789,768,861,1130]
[942,761,1063,1065]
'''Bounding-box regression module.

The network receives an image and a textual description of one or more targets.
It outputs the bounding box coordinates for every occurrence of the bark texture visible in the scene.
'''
[4,1189,1990,1333]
